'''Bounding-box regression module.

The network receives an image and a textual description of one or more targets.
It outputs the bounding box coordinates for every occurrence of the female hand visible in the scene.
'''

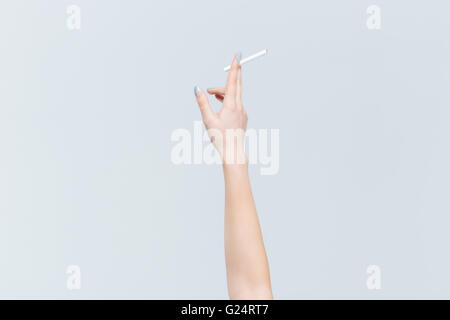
[194,52,248,165]
[193,52,273,300]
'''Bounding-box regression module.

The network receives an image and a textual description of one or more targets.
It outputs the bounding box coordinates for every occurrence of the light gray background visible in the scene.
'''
[1,0,450,299]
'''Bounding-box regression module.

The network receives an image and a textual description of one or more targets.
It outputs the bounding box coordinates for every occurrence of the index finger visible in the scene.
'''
[225,52,241,100]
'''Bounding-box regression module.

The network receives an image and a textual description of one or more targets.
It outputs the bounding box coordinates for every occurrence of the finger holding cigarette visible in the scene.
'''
[193,52,247,156]
[224,52,241,103]
[224,49,268,72]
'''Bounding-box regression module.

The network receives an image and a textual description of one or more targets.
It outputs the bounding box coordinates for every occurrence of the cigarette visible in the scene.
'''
[224,49,268,72]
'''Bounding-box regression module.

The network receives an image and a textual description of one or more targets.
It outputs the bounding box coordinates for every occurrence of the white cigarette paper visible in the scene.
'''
[224,49,268,72]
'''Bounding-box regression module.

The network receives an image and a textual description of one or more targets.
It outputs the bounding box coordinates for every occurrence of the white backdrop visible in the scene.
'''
[1,0,450,298]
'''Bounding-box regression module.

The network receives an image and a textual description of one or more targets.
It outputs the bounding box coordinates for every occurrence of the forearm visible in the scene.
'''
[194,53,272,299]
[223,162,272,299]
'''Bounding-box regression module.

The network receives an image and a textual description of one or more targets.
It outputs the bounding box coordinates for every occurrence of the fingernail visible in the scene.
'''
[194,85,201,97]
[236,52,242,64]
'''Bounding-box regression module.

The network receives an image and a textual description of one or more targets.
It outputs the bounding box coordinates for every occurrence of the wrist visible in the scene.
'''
[222,157,249,175]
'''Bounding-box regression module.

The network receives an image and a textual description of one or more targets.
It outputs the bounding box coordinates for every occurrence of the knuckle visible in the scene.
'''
[202,117,211,127]
[202,113,212,125]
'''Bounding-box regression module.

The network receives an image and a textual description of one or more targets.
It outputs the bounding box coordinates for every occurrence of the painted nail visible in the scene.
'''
[194,85,201,97]
[236,52,242,64]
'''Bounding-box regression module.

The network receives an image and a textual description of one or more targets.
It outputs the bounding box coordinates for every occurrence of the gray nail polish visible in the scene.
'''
[236,52,242,64]
[194,85,201,97]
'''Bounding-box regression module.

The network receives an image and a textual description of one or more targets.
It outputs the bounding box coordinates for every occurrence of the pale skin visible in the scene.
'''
[194,53,273,300]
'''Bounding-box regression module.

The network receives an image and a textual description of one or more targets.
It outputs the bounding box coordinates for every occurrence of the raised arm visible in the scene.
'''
[194,53,272,299]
